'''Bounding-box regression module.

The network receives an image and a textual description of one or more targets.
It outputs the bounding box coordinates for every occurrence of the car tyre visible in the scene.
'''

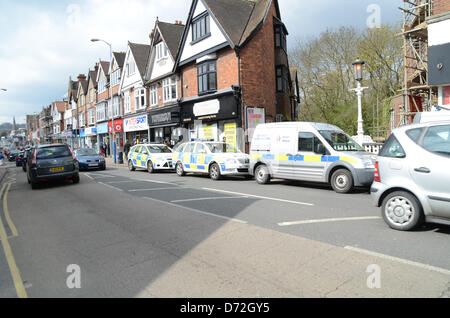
[147,160,154,173]
[128,160,135,171]
[255,164,270,184]
[31,181,38,190]
[72,174,80,184]
[381,191,423,231]
[176,162,185,176]
[209,163,221,180]
[330,169,353,193]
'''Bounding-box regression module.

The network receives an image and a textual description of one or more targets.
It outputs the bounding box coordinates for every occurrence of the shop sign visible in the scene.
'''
[124,115,148,132]
[193,99,220,117]
[85,127,97,136]
[224,123,237,148]
[109,118,123,133]
[97,123,108,134]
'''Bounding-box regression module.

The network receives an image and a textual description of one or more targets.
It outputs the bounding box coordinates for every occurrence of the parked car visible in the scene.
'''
[27,144,80,189]
[371,121,450,230]
[173,141,250,180]
[15,151,25,167]
[249,122,376,193]
[22,147,33,172]
[8,150,19,162]
[75,148,106,171]
[128,144,173,173]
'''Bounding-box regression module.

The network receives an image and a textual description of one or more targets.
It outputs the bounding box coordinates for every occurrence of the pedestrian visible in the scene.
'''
[124,141,131,159]
[0,152,3,166]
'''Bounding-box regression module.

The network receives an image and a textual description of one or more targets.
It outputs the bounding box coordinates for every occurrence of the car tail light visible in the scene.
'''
[374,161,381,182]
[31,149,37,167]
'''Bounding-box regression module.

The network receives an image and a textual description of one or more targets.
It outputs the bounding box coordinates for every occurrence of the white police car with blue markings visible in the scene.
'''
[128,144,173,173]
[249,122,376,193]
[172,141,250,180]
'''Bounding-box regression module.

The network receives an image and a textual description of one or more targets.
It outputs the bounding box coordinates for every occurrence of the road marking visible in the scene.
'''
[3,183,18,237]
[106,181,137,184]
[86,173,114,178]
[0,184,27,298]
[128,187,188,192]
[278,216,381,227]
[84,174,94,180]
[137,179,179,186]
[143,196,247,224]
[171,196,250,203]
[98,182,123,192]
[344,246,450,276]
[202,188,314,206]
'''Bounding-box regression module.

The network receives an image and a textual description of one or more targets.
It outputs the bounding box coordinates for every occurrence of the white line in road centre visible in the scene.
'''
[98,182,124,192]
[344,246,450,276]
[202,188,314,206]
[143,197,248,224]
[128,187,190,192]
[84,173,94,180]
[278,216,380,227]
[106,180,137,184]
[171,196,250,203]
[137,179,179,186]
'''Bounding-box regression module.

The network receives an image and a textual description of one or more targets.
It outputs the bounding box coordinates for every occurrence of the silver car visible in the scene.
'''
[371,121,450,230]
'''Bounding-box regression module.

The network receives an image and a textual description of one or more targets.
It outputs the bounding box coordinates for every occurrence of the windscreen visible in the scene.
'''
[36,146,72,159]
[147,145,172,153]
[205,143,240,153]
[76,148,98,156]
[318,130,364,152]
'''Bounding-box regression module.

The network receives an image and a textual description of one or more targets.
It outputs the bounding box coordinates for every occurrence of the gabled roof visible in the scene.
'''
[157,21,185,60]
[88,68,98,88]
[113,52,126,68]
[96,60,110,83]
[52,101,66,113]
[175,0,281,67]
[68,78,78,102]
[129,42,151,78]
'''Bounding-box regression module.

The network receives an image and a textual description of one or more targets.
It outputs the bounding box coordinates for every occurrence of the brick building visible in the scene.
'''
[174,0,295,152]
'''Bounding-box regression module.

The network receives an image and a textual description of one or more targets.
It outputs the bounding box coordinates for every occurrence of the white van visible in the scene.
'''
[249,122,376,193]
[413,111,450,124]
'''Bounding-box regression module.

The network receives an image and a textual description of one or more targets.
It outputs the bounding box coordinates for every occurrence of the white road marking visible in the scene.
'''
[84,174,94,180]
[106,180,136,184]
[202,188,314,206]
[86,173,114,178]
[128,187,188,192]
[137,179,179,186]
[98,182,123,192]
[278,216,381,227]
[344,246,450,276]
[171,196,249,203]
[143,197,248,224]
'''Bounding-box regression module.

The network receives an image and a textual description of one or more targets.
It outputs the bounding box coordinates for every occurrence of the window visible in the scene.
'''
[197,61,217,94]
[318,130,364,151]
[156,42,168,61]
[184,143,195,153]
[124,92,131,113]
[89,88,95,103]
[79,111,85,127]
[163,76,177,102]
[379,135,406,158]
[88,109,95,125]
[422,125,450,157]
[111,69,121,87]
[150,85,158,106]
[298,132,325,153]
[112,96,122,117]
[135,88,146,110]
[276,66,288,93]
[96,103,106,122]
[274,24,287,52]
[406,128,424,143]
[80,95,85,106]
[127,60,135,77]
[194,143,207,153]
[192,13,210,43]
[98,78,107,93]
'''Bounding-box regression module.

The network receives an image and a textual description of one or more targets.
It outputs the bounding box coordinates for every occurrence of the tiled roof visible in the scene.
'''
[129,42,151,78]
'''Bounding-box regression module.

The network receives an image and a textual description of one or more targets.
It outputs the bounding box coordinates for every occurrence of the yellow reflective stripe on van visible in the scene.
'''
[340,156,358,164]
[303,155,322,162]
[275,154,289,161]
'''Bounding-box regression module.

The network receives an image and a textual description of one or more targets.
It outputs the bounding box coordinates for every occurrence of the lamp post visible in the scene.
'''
[350,59,368,146]
[91,38,116,163]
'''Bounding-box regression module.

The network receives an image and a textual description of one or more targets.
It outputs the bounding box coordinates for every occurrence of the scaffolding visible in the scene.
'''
[399,0,435,127]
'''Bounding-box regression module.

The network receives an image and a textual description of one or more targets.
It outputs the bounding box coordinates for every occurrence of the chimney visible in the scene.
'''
[77,74,86,82]
[94,63,99,72]
[150,28,155,42]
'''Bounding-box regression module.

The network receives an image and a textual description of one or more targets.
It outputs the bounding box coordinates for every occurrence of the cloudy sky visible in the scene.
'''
[0,0,401,124]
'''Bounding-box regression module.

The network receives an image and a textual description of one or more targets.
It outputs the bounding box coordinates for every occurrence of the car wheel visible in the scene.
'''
[128,160,135,171]
[27,174,31,184]
[330,169,353,193]
[72,174,80,184]
[209,163,221,180]
[31,181,38,189]
[176,162,185,176]
[101,165,106,171]
[255,164,270,184]
[381,191,423,231]
[147,160,154,173]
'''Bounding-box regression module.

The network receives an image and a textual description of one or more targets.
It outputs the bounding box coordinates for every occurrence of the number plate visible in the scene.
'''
[50,167,64,172]
[88,164,98,167]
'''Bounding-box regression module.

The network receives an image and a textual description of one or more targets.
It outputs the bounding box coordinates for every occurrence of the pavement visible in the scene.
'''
[0,165,449,298]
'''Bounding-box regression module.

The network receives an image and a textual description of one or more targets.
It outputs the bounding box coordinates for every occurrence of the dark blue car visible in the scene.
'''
[74,148,106,171]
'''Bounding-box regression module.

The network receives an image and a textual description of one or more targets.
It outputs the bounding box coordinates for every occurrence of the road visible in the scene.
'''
[0,164,449,298]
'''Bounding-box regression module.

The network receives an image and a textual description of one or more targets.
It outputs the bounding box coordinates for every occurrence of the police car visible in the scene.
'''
[172,141,250,180]
[127,144,173,173]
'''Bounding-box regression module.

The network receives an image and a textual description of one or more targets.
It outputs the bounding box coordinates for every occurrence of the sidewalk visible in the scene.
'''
[104,156,127,169]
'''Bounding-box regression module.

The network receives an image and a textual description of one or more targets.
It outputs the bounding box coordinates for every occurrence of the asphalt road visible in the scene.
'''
[0,165,449,298]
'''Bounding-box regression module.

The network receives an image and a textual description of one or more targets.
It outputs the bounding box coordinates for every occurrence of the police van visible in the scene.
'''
[249,122,376,193]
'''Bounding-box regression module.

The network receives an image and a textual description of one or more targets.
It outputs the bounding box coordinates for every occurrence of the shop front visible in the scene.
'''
[124,114,149,145]
[109,118,124,162]
[148,106,181,146]
[181,93,240,150]
[96,122,109,155]
[85,127,97,150]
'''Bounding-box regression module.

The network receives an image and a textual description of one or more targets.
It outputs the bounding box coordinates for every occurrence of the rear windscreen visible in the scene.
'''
[37,146,71,159]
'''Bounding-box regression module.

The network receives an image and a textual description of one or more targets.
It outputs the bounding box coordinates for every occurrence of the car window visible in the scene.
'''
[422,125,450,157]
[36,146,71,159]
[147,145,172,153]
[134,146,142,154]
[173,143,186,153]
[195,143,207,153]
[141,147,149,155]
[183,143,195,153]
[298,132,314,152]
[379,135,406,158]
[406,128,424,143]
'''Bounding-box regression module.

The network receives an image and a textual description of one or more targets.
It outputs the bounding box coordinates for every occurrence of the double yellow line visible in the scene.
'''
[0,182,27,298]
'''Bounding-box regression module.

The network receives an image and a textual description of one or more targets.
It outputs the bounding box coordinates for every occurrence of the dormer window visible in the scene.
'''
[156,42,168,61]
[191,12,210,44]
[274,24,287,52]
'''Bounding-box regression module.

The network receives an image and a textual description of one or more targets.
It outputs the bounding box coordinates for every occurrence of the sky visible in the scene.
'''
[0,0,402,124]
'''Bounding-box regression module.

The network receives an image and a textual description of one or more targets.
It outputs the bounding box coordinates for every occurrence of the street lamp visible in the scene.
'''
[350,59,368,145]
[91,38,116,163]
